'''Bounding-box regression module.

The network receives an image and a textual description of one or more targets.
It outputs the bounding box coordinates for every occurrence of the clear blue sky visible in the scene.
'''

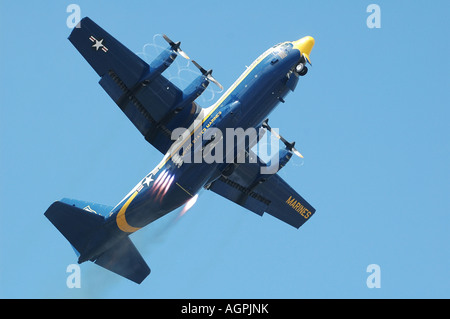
[1,0,449,298]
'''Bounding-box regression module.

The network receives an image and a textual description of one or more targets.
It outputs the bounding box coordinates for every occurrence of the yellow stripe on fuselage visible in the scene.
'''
[116,191,141,233]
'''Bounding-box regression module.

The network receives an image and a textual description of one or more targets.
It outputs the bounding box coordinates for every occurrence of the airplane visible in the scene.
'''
[44,17,316,284]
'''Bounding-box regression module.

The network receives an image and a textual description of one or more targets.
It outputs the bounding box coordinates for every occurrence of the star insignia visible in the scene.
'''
[89,36,108,53]
[142,174,154,187]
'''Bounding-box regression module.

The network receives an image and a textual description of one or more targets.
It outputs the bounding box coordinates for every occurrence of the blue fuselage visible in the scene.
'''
[96,42,303,255]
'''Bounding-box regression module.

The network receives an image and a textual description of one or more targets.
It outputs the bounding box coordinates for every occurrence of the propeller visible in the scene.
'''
[262,119,304,158]
[192,60,224,90]
[162,34,190,60]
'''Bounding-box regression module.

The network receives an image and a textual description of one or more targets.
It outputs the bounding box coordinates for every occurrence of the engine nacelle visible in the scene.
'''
[260,147,293,176]
[141,49,178,85]
[277,147,293,171]
[154,74,210,134]
[178,74,210,108]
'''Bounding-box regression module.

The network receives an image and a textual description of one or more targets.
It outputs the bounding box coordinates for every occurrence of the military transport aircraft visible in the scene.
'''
[44,17,316,284]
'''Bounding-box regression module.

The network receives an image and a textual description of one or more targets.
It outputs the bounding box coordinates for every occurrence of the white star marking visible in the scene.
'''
[92,38,104,51]
[142,174,154,187]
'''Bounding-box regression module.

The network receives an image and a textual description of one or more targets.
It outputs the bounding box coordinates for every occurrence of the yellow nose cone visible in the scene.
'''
[292,36,315,64]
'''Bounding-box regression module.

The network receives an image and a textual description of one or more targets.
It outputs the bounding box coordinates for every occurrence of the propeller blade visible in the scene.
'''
[207,74,224,90]
[162,34,175,46]
[192,60,207,74]
[192,60,223,90]
[291,147,304,159]
[262,119,304,159]
[162,34,190,60]
[177,49,190,60]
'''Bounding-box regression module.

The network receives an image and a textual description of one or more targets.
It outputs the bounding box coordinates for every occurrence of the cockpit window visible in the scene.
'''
[273,42,290,48]
[272,42,290,59]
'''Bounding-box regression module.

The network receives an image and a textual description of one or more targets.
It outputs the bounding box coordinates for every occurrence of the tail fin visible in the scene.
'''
[44,201,150,284]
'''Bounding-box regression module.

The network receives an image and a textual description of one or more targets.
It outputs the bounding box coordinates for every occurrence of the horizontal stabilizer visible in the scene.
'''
[44,201,105,254]
[94,237,150,284]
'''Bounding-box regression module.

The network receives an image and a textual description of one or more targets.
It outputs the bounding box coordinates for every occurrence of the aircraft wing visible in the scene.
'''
[208,152,316,229]
[68,17,197,154]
